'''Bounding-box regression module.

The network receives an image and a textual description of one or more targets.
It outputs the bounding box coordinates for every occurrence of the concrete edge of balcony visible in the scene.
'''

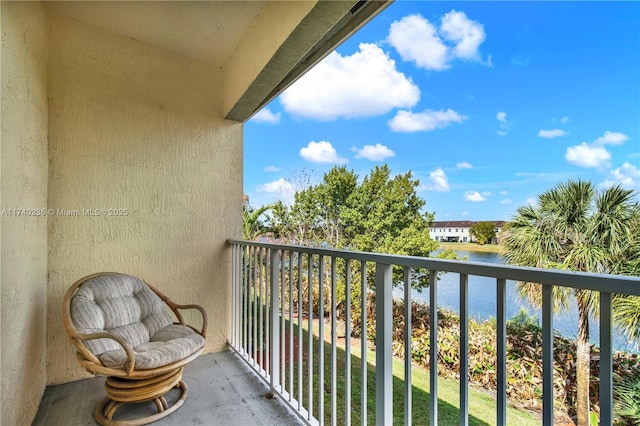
[33,350,305,425]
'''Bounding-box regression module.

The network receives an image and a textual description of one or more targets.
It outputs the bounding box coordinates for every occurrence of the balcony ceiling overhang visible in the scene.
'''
[47,0,391,122]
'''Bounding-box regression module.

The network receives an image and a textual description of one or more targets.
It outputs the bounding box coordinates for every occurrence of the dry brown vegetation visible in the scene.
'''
[438,241,501,253]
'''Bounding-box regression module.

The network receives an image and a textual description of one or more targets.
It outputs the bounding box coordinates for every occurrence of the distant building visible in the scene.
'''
[429,220,506,243]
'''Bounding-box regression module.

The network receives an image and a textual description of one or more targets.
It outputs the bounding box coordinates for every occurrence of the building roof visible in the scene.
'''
[430,220,506,228]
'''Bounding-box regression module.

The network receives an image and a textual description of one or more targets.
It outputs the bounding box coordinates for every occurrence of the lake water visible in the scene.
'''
[392,250,637,353]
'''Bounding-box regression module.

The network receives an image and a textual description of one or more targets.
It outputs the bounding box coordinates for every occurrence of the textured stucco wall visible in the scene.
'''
[46,16,242,384]
[0,2,50,424]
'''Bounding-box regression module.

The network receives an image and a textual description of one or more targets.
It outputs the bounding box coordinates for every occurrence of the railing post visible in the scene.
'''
[269,249,281,394]
[345,260,352,426]
[460,274,469,426]
[360,261,368,426]
[375,262,393,426]
[252,248,257,363]
[542,284,554,425]
[429,269,438,425]
[600,292,613,426]
[404,267,412,426]
[231,244,237,347]
[331,257,338,426]
[496,278,506,426]
[307,254,314,422]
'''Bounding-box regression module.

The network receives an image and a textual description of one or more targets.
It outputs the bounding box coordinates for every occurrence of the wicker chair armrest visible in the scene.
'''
[146,282,208,337]
[169,303,208,337]
[73,331,136,375]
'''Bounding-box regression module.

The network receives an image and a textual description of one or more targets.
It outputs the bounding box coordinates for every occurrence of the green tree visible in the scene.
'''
[500,180,640,425]
[341,165,435,257]
[272,165,438,289]
[469,221,497,244]
[270,166,358,247]
[243,202,276,241]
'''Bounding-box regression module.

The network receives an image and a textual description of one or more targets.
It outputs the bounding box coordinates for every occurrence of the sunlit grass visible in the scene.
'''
[438,241,501,254]
[273,319,538,425]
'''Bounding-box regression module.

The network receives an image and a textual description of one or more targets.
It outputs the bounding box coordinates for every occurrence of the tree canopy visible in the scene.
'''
[270,165,438,288]
[469,221,497,244]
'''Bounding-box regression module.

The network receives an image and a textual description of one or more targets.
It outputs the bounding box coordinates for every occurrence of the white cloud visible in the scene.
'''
[440,10,486,61]
[258,178,294,197]
[389,108,466,132]
[388,14,448,71]
[423,168,450,192]
[499,199,512,205]
[354,143,395,161]
[565,142,611,168]
[456,161,473,169]
[594,131,629,146]
[281,43,420,120]
[464,190,486,202]
[299,141,347,164]
[251,108,281,124]
[564,132,629,169]
[538,129,568,139]
[552,116,570,124]
[602,162,640,189]
[388,12,486,71]
[496,111,512,135]
[263,165,280,172]
[499,190,509,195]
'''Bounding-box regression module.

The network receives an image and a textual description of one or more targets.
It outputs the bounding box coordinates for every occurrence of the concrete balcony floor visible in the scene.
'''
[33,350,304,425]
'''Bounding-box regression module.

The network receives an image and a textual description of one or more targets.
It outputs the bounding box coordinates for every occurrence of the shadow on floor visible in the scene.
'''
[33,350,304,425]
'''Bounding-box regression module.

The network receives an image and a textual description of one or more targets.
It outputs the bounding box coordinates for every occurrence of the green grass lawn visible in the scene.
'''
[274,319,539,425]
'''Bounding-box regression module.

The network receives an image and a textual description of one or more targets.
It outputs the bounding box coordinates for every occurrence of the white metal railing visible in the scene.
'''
[227,239,640,426]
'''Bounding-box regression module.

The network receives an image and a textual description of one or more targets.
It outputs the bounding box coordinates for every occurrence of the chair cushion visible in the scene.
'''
[98,324,205,370]
[70,273,173,356]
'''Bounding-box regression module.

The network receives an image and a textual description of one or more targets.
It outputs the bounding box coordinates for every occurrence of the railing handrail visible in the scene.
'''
[227,239,640,295]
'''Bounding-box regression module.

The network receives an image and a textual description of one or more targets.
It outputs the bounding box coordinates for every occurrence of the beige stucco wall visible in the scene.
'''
[0,2,50,424]
[46,15,242,384]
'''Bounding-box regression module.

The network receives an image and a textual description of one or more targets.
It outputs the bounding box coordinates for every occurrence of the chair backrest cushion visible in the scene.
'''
[70,273,173,356]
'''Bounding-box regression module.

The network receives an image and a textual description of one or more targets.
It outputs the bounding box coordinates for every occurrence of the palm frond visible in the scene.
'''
[613,295,640,344]
[614,373,640,424]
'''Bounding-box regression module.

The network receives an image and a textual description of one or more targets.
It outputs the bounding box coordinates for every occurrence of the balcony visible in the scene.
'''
[26,240,640,424]
[226,239,640,425]
[3,2,638,425]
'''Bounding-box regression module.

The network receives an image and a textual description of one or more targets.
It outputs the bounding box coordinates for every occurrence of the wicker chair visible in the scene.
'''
[63,272,207,425]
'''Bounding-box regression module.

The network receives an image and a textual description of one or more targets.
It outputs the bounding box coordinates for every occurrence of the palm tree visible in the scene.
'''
[605,193,640,347]
[243,202,276,241]
[500,180,639,425]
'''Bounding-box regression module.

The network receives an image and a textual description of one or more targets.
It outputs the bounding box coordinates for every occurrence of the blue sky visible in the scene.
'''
[244,1,640,221]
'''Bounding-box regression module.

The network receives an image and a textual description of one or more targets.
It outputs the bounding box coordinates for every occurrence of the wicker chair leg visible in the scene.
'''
[152,396,169,412]
[94,369,188,426]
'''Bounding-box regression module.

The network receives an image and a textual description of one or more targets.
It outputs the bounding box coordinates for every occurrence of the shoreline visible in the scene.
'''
[438,241,501,253]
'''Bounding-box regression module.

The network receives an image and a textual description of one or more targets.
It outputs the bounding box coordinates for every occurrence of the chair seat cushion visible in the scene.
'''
[71,274,174,356]
[98,324,205,370]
